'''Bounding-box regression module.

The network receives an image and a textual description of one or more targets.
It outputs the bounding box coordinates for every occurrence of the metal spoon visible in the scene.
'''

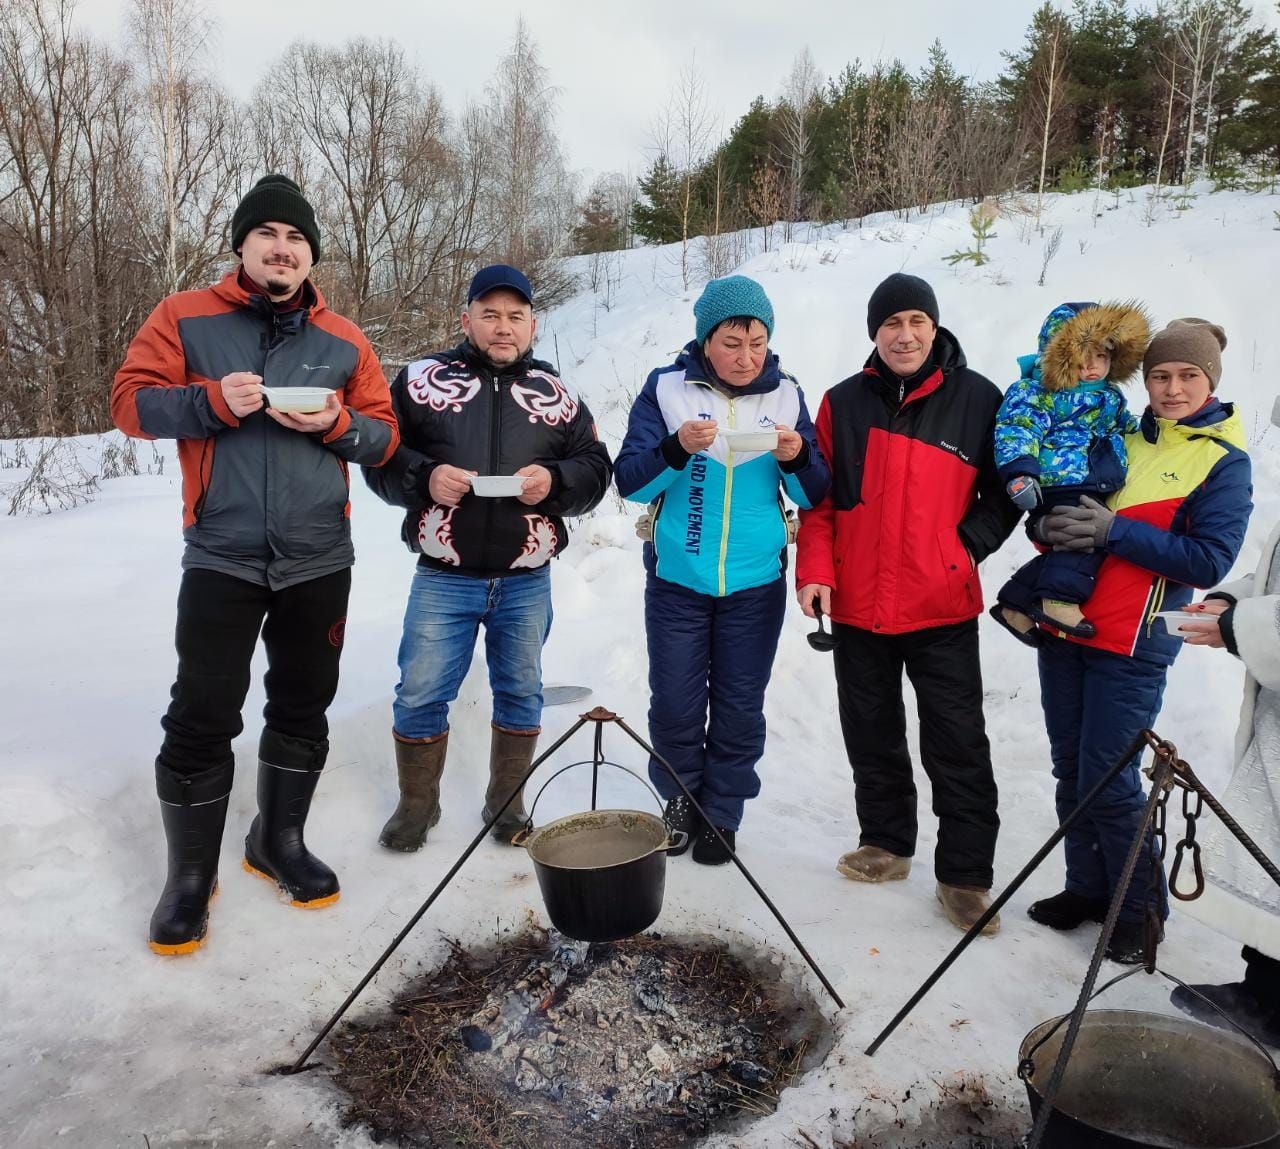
[807,604,837,653]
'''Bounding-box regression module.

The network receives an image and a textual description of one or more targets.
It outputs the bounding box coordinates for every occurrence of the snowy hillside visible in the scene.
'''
[3,185,1279,1148]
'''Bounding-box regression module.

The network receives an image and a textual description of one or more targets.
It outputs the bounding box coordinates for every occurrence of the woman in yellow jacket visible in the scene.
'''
[1016,319,1253,963]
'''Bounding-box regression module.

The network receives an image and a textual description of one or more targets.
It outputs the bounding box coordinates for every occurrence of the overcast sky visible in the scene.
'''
[73,0,1280,183]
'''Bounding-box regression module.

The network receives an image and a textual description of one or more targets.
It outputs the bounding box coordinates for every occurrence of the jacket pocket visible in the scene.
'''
[937,527,976,614]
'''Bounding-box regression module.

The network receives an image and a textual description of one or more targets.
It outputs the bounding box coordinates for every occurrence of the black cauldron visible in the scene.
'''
[1019,1008,1280,1149]
[520,809,680,943]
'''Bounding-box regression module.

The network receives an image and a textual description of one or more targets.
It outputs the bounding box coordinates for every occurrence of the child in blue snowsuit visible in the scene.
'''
[614,276,829,865]
[991,301,1151,642]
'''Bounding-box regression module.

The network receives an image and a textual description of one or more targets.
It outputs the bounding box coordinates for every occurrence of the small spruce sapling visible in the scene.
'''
[945,205,998,267]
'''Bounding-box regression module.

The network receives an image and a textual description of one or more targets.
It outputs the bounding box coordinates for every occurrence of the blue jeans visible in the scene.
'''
[393,564,552,740]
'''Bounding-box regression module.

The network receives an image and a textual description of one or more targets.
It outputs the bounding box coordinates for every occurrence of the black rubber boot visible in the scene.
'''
[379,731,447,852]
[149,759,233,955]
[243,729,339,908]
[1027,889,1107,930]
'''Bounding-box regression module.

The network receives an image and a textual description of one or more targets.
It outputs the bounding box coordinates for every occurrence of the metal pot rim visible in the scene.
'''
[1019,1007,1280,1076]
[523,808,669,871]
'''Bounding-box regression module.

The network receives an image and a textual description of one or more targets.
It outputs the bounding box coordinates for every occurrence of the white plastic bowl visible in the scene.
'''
[1154,610,1212,632]
[722,430,779,452]
[469,474,526,498]
[261,385,335,413]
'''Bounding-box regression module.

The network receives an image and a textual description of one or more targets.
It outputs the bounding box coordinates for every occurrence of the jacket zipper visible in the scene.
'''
[1145,576,1167,639]
[484,372,500,555]
[718,396,737,596]
[192,438,213,521]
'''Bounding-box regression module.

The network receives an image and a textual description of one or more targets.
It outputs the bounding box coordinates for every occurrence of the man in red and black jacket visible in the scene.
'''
[796,273,1020,934]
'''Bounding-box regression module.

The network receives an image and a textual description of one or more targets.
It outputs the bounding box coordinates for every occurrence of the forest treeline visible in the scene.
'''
[2,0,1277,437]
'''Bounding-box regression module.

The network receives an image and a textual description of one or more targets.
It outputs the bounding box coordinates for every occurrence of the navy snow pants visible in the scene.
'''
[1001,485,1109,608]
[644,573,786,831]
[1037,635,1170,924]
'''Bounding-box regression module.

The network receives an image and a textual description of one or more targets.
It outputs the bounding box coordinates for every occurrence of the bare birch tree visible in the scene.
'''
[1028,11,1070,226]
[485,17,573,286]
[1174,0,1222,183]
[777,46,821,237]
[129,0,216,293]
[654,56,715,289]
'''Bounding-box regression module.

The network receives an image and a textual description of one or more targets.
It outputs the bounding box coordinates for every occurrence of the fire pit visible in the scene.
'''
[329,926,828,1147]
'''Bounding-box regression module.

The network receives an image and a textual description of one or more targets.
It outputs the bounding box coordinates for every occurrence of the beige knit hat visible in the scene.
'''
[1143,318,1227,390]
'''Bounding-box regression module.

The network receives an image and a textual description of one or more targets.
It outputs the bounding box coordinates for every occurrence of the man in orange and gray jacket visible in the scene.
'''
[112,174,399,956]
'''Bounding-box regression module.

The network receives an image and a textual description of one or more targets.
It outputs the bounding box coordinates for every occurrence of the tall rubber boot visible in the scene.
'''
[481,725,538,844]
[149,758,233,956]
[379,731,447,852]
[243,729,340,908]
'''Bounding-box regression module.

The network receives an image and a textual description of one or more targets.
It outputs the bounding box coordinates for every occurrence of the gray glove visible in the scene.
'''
[1006,475,1042,512]
[1040,495,1115,551]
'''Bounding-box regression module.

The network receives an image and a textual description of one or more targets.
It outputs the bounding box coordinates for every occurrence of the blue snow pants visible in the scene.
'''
[644,572,786,831]
[1037,636,1170,924]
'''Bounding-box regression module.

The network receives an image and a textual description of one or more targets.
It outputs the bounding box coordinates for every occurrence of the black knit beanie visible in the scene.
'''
[231,174,321,263]
[867,273,939,338]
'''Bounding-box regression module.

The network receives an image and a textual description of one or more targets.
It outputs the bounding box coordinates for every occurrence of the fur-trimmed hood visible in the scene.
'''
[1036,301,1151,393]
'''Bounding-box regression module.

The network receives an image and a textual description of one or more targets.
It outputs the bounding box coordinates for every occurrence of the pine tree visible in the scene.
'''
[571,187,624,254]
[631,154,685,245]
[1213,16,1280,172]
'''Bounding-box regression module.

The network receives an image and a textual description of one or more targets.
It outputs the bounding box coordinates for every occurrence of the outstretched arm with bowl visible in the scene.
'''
[1177,598,1230,648]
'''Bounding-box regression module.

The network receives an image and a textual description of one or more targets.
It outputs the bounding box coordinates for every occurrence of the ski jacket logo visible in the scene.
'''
[407,360,483,413]
[511,370,579,426]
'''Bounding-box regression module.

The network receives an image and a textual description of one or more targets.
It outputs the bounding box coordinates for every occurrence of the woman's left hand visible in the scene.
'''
[772,425,802,463]
[1179,598,1229,647]
[1044,495,1116,551]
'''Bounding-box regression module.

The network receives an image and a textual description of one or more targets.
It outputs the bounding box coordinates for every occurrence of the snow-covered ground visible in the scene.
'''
[3,185,1279,1148]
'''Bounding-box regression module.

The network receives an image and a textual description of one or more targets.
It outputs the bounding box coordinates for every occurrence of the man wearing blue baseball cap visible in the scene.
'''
[363,265,612,852]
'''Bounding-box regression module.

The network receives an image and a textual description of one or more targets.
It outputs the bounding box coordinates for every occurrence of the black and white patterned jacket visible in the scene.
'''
[363,341,612,577]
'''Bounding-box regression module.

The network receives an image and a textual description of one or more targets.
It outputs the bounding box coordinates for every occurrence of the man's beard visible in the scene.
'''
[483,345,521,368]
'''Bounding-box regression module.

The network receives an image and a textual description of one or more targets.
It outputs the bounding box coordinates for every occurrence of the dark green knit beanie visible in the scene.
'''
[231,174,321,263]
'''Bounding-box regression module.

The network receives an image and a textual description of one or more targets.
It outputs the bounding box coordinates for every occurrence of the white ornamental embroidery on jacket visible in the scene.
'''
[418,505,461,566]
[510,514,558,569]
[407,360,482,413]
[511,370,579,426]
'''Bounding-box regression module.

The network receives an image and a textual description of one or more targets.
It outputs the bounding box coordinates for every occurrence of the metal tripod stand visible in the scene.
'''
[863,729,1280,1149]
[284,706,844,1075]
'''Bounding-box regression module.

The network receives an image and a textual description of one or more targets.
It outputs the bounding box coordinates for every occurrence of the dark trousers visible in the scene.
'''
[1037,636,1169,923]
[832,618,999,888]
[645,574,786,831]
[158,567,351,777]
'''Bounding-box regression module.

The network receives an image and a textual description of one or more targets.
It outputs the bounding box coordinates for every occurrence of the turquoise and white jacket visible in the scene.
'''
[615,342,829,598]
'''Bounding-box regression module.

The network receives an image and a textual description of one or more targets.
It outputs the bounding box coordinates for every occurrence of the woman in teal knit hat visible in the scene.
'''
[614,275,830,864]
